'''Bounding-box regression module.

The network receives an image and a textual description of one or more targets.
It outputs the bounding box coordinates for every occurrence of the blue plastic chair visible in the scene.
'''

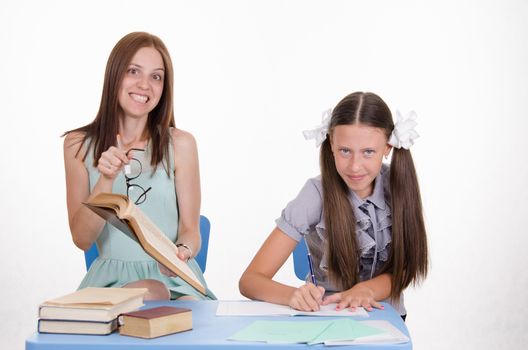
[292,237,309,281]
[84,215,211,273]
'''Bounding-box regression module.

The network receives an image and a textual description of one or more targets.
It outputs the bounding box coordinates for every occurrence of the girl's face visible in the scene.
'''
[330,124,391,199]
[118,46,165,120]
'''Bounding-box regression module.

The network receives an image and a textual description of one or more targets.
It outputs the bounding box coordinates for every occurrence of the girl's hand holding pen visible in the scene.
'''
[288,283,325,312]
[290,239,327,311]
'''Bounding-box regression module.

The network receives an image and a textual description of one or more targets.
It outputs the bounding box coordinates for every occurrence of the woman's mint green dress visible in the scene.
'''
[78,140,216,300]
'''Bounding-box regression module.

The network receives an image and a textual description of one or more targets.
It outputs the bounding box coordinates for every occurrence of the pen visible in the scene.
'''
[117,135,131,175]
[304,239,317,285]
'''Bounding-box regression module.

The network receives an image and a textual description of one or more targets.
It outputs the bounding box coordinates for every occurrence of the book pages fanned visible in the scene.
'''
[83,203,139,244]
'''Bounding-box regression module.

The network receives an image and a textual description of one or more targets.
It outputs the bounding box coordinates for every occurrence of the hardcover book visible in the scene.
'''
[38,318,118,335]
[39,287,147,322]
[119,306,192,339]
[84,192,206,295]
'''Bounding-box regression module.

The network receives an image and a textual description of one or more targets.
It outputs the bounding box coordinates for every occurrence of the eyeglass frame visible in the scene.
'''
[124,148,152,205]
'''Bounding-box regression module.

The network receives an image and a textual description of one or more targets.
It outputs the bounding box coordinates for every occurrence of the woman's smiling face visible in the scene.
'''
[117,46,165,120]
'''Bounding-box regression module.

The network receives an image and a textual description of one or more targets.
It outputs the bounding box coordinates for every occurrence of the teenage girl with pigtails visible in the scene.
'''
[239,91,428,318]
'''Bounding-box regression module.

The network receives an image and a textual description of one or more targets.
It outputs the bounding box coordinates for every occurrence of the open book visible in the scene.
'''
[84,193,206,296]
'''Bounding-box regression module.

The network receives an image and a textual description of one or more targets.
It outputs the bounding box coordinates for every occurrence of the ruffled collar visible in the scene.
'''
[311,165,392,280]
[314,165,390,233]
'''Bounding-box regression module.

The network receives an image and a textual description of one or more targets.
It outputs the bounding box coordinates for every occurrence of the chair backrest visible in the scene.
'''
[84,215,211,273]
[195,215,210,273]
[292,237,309,281]
[84,242,99,271]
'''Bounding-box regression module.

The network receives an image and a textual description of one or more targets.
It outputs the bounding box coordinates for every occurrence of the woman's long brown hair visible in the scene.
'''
[321,92,428,300]
[63,32,175,174]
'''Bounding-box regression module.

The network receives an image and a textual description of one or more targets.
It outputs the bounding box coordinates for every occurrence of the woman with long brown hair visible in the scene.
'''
[63,32,215,300]
[239,92,427,318]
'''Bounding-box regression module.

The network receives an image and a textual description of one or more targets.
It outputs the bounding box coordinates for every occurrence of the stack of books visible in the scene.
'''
[38,287,147,335]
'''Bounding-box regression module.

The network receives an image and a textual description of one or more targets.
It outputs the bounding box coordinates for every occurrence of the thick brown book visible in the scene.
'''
[119,306,192,339]
[39,287,147,322]
[84,193,206,295]
[38,318,118,335]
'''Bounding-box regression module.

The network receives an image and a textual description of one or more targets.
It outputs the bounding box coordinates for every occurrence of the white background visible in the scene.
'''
[1,0,527,349]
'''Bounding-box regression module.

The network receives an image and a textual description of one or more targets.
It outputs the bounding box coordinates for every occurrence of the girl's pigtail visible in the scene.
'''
[388,148,428,300]
[321,138,359,289]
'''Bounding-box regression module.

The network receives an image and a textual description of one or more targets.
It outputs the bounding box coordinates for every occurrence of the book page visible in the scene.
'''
[127,205,206,294]
[87,193,129,214]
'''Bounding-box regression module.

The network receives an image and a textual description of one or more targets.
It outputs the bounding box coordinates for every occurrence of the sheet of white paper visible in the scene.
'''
[217,301,291,316]
[324,320,409,345]
[295,303,368,317]
[216,300,368,317]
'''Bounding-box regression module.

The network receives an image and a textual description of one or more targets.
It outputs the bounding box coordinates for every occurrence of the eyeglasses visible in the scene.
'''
[124,148,152,205]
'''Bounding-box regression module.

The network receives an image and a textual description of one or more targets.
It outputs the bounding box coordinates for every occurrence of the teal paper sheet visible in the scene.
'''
[228,319,386,344]
[308,319,386,344]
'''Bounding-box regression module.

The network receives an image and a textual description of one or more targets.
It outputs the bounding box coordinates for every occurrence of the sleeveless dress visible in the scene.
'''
[78,139,216,300]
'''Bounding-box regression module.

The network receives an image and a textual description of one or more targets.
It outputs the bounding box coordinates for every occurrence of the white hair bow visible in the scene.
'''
[303,109,332,147]
[388,110,419,150]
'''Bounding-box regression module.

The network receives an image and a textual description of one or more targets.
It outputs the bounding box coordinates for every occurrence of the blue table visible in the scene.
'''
[26,300,411,349]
